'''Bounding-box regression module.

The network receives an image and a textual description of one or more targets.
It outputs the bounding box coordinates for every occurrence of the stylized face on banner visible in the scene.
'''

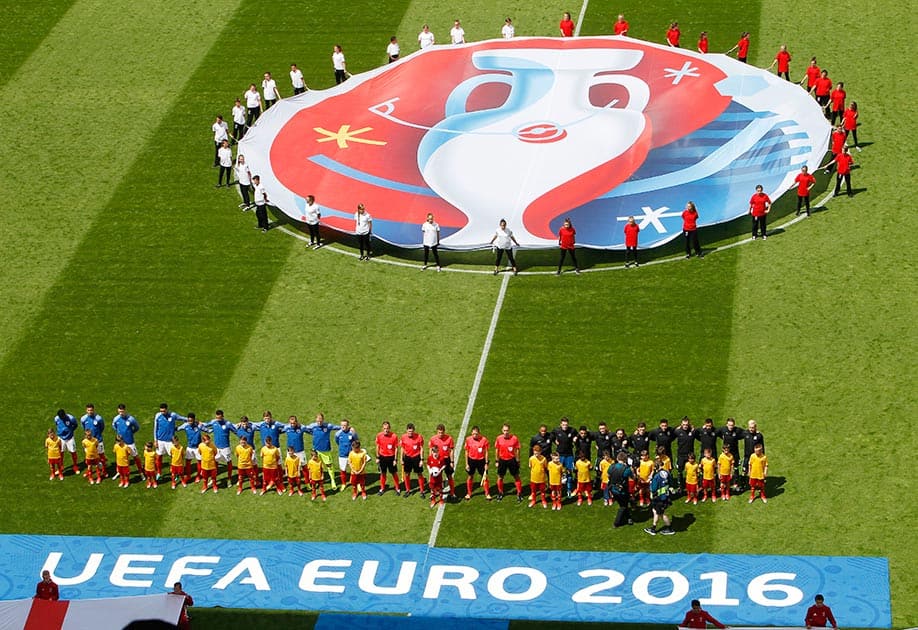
[241,38,829,249]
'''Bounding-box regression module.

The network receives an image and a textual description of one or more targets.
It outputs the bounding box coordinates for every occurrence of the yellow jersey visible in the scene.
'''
[684,461,699,485]
[717,452,734,476]
[701,456,717,480]
[748,453,767,480]
[113,443,131,467]
[575,458,592,483]
[547,461,563,485]
[599,459,613,484]
[284,455,301,478]
[659,455,672,471]
[528,455,547,483]
[235,444,254,469]
[143,449,156,472]
[199,443,217,470]
[307,458,324,481]
[82,437,99,460]
[170,443,185,463]
[45,437,62,459]
[638,458,654,482]
[348,450,369,474]
[260,445,280,469]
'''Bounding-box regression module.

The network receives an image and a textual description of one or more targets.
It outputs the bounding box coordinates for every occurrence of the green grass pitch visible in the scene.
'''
[0,0,914,628]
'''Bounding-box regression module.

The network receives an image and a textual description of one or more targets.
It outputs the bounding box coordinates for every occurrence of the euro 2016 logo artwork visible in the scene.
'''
[241,38,829,250]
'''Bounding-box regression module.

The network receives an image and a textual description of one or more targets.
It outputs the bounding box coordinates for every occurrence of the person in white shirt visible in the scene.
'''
[252,175,270,233]
[217,140,233,188]
[262,72,280,109]
[501,18,515,39]
[418,24,435,49]
[212,115,229,167]
[244,84,261,127]
[303,194,322,248]
[231,98,246,139]
[289,64,307,95]
[450,20,466,44]
[234,155,253,209]
[354,203,373,260]
[489,219,520,275]
[386,36,400,63]
[421,213,442,271]
[332,45,347,84]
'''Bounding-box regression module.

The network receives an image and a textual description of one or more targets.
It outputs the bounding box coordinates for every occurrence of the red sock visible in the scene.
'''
[196,462,203,479]
[392,473,400,491]
[155,455,162,475]
[448,478,455,494]
[227,463,233,480]
[482,479,490,494]
[380,474,387,491]
[100,455,108,467]
[418,476,425,492]
[515,479,523,495]
[467,478,474,495]
[340,472,347,486]
[71,452,79,467]
[497,479,505,494]
[404,476,411,493]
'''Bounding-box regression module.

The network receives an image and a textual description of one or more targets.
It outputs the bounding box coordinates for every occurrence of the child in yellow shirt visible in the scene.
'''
[307,450,327,501]
[700,448,717,502]
[683,453,699,504]
[285,447,303,496]
[527,445,549,508]
[575,454,593,506]
[45,429,63,481]
[717,445,735,500]
[547,452,564,511]
[143,442,158,489]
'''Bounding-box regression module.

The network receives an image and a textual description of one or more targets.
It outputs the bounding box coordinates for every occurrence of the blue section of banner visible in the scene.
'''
[0,535,890,627]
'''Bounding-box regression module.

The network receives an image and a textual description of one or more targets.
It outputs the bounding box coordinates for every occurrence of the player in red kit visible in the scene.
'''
[727,32,750,62]
[768,44,792,80]
[829,82,846,125]
[843,101,860,150]
[794,166,817,216]
[697,32,708,53]
[613,14,629,36]
[749,184,771,240]
[805,594,838,628]
[399,423,425,498]
[681,599,726,628]
[463,425,491,500]
[375,421,401,495]
[494,424,524,502]
[429,424,457,500]
[556,218,580,275]
[665,22,680,47]
[624,216,640,267]
[682,201,702,258]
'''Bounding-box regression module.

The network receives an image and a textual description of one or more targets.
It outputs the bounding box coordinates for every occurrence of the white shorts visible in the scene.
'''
[61,437,76,453]
[295,451,306,464]
[125,443,138,457]
[339,457,349,472]
[155,441,172,456]
[96,440,105,455]
[184,447,201,461]
[215,447,232,464]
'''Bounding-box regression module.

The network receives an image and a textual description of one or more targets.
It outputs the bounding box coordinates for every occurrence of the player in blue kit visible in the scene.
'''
[203,410,236,488]
[111,404,144,477]
[54,409,80,474]
[282,416,307,481]
[335,419,359,488]
[255,411,285,450]
[305,413,341,490]
[154,403,187,479]
[80,403,108,471]
[177,414,204,482]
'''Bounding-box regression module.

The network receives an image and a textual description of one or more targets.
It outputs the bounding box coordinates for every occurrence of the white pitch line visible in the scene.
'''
[574,0,590,36]
[427,273,510,548]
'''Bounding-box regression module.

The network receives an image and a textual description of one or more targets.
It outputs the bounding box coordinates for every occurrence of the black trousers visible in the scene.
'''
[495,248,517,268]
[293,87,306,95]
[830,109,842,125]
[796,195,811,214]
[558,248,578,270]
[335,69,347,84]
[218,165,232,186]
[255,204,269,229]
[246,106,260,127]
[423,245,440,266]
[835,173,852,196]
[613,492,632,527]
[752,215,767,237]
[625,246,638,264]
[238,183,252,207]
[234,122,245,139]
[358,233,372,257]
[845,128,859,147]
[307,223,320,244]
[778,71,789,80]
[684,230,701,256]
[213,141,221,166]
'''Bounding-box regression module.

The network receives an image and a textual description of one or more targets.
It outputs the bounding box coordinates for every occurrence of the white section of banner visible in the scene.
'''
[0,599,31,630]
[0,594,183,630]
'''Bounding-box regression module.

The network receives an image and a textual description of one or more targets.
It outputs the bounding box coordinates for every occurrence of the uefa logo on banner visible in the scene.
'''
[241,38,829,250]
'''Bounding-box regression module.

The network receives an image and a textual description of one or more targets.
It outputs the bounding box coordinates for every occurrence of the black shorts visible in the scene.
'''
[378,456,397,475]
[652,497,671,514]
[467,459,486,476]
[497,458,520,477]
[441,457,454,477]
[402,455,423,474]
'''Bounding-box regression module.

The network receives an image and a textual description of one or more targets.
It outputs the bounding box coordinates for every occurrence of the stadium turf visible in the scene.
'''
[0,0,914,627]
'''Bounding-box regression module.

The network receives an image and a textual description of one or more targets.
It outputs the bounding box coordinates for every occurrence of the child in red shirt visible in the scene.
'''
[557,218,580,275]
[624,216,640,267]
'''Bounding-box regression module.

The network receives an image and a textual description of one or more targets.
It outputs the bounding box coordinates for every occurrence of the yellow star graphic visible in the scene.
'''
[314,124,387,149]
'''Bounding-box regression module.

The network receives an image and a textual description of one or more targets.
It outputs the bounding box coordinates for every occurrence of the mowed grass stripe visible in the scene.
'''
[726,1,916,625]
[0,0,75,90]
[0,0,242,370]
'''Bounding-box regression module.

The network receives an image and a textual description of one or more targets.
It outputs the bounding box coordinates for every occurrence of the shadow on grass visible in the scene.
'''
[765,475,787,498]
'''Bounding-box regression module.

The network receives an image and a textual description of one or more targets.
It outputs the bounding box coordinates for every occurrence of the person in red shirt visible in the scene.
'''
[375,421,401,495]
[170,581,194,630]
[843,101,860,150]
[559,12,574,37]
[556,217,580,275]
[825,125,847,174]
[727,32,750,62]
[494,424,523,502]
[429,424,457,500]
[681,201,702,258]
[681,599,726,629]
[624,216,640,267]
[400,423,425,497]
[805,594,839,629]
[794,166,817,216]
[463,425,491,500]
[613,14,629,36]
[811,70,833,117]
[829,82,846,125]
[34,570,59,601]
[801,57,821,90]
[697,31,708,54]
[768,44,792,80]
[823,146,855,197]
[666,22,681,47]
[749,184,771,240]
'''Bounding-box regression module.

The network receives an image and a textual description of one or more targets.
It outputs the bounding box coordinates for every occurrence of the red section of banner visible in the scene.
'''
[24,599,68,630]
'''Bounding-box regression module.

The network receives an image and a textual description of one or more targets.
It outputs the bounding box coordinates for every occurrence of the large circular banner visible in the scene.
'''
[240,37,830,250]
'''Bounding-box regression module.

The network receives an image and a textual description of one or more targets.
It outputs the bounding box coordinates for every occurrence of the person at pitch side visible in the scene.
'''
[749,184,771,240]
[805,594,839,628]
[35,570,59,601]
[305,413,342,490]
[794,166,817,216]
[490,219,520,275]
[559,12,574,37]
[682,201,702,258]
[556,217,581,275]
[494,423,524,502]
[680,599,726,628]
